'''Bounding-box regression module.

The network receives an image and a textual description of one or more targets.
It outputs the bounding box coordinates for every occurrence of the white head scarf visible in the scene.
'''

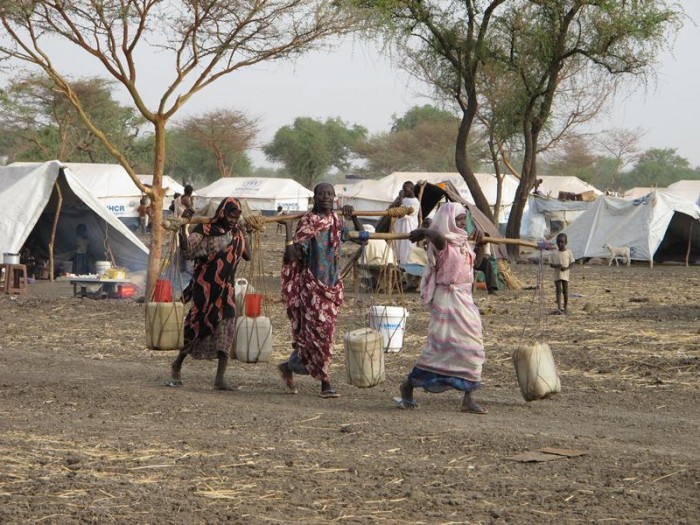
[419,202,472,304]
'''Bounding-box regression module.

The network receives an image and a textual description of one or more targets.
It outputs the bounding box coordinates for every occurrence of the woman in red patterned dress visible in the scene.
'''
[166,197,250,390]
[278,183,363,398]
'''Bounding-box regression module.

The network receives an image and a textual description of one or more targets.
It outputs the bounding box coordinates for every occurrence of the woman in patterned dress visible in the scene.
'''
[167,197,250,390]
[395,202,488,413]
[277,183,363,398]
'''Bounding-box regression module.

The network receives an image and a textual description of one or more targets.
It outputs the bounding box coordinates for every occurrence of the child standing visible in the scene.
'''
[550,233,575,314]
[275,205,287,234]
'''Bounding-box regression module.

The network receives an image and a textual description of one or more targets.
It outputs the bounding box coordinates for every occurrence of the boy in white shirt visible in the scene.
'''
[550,233,575,314]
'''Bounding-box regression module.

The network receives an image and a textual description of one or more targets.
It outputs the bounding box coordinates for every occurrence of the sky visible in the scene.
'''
[8,1,700,170]
[188,1,700,169]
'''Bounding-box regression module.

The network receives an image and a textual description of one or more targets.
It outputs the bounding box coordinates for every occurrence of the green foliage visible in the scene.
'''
[165,129,253,187]
[0,74,145,164]
[264,117,367,188]
[619,148,699,189]
[390,104,457,133]
[161,109,257,185]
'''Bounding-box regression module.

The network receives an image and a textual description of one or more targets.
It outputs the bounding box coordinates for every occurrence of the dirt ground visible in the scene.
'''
[1,230,699,525]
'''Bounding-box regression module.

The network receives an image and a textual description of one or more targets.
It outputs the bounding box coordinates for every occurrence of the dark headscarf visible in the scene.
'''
[192,197,242,236]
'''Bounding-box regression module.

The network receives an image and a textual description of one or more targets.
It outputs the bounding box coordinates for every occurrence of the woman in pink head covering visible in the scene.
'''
[395,202,488,413]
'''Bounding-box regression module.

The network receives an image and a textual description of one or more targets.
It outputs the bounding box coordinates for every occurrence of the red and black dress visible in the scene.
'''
[181,198,246,359]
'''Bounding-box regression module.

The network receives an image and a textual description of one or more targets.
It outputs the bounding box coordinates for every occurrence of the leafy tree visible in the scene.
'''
[171,109,258,180]
[264,117,367,188]
[0,0,355,293]
[596,127,645,186]
[0,74,145,163]
[356,104,486,175]
[352,0,507,222]
[390,104,456,133]
[619,148,699,189]
[488,1,682,257]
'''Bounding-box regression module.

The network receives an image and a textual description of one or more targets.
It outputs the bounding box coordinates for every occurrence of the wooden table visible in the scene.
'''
[69,278,132,298]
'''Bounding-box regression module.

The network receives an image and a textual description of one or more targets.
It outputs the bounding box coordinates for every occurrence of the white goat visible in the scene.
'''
[603,243,631,267]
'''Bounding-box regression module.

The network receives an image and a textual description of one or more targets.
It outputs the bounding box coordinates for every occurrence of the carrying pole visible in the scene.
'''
[348,231,541,249]
[162,206,415,230]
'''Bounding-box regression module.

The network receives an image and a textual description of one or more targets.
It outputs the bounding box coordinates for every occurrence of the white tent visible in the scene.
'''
[138,175,186,198]
[9,162,159,228]
[560,190,700,263]
[0,161,149,273]
[520,195,593,240]
[666,180,700,205]
[195,177,313,215]
[623,187,656,200]
[336,172,519,224]
[536,176,603,198]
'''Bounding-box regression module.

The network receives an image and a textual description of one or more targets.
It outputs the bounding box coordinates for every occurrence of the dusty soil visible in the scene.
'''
[1,231,699,524]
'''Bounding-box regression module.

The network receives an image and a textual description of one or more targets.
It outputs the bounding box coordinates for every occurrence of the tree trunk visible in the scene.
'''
[146,120,167,301]
[455,108,494,223]
[506,121,539,261]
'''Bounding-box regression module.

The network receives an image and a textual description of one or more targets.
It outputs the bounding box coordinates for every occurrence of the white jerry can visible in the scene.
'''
[145,302,185,350]
[232,316,272,363]
[344,328,386,388]
[512,341,561,401]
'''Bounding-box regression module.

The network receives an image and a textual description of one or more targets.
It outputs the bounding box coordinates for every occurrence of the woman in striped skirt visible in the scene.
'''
[395,202,488,414]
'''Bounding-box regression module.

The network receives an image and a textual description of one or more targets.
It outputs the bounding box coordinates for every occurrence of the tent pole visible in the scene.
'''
[685,222,693,267]
[48,182,63,283]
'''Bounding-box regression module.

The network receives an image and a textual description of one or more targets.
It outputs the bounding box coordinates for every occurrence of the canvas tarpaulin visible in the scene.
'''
[0,161,149,273]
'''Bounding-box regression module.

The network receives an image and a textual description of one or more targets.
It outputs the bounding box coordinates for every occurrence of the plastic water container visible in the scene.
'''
[244,293,262,317]
[3,253,20,265]
[512,341,561,401]
[153,279,172,302]
[232,316,272,363]
[145,302,184,350]
[234,278,253,313]
[344,328,386,388]
[368,306,408,353]
[95,260,111,276]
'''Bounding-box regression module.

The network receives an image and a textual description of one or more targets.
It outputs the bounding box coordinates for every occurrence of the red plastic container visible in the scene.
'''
[244,293,262,317]
[117,284,136,298]
[153,279,172,302]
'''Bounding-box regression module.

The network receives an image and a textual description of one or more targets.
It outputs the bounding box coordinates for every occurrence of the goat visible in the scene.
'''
[603,243,631,267]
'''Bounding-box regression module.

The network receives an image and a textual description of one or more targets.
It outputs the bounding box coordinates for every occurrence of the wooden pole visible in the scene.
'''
[270,206,414,223]
[347,231,541,249]
[162,206,416,229]
[48,182,63,283]
[685,222,693,267]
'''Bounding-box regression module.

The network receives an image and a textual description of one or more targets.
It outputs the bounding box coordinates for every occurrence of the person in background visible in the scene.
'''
[391,181,421,264]
[169,192,182,215]
[72,223,91,275]
[277,182,364,399]
[550,232,575,315]
[166,198,251,390]
[180,185,195,214]
[275,205,287,234]
[391,181,421,290]
[474,239,500,295]
[394,202,488,414]
[137,197,150,234]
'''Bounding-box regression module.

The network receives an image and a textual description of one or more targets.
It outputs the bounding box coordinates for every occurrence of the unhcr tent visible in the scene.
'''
[138,175,186,199]
[196,177,313,215]
[560,190,700,264]
[336,172,519,224]
[0,161,149,275]
[9,162,165,229]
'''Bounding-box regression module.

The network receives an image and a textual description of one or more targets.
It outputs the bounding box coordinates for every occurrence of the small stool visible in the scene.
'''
[3,264,29,295]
